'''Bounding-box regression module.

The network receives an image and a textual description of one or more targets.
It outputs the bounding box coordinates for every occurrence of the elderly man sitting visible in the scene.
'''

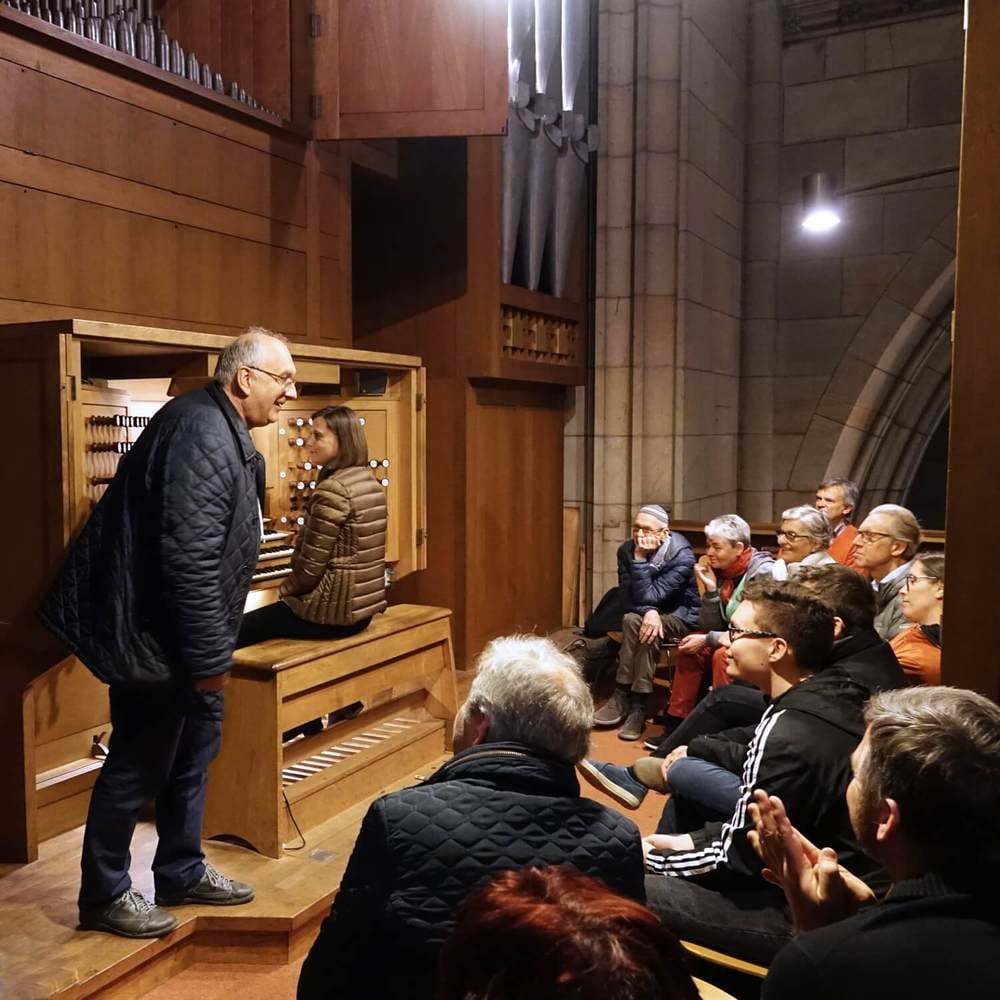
[297,636,645,1000]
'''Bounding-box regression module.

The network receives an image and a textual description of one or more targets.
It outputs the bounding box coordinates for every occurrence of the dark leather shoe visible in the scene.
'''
[79,888,178,938]
[156,864,255,907]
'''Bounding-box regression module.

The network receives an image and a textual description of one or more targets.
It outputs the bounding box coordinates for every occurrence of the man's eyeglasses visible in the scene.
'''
[728,626,780,643]
[855,530,894,544]
[776,529,814,543]
[904,574,939,588]
[244,364,298,393]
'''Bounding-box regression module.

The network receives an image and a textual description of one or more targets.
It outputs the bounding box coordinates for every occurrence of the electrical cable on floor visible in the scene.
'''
[282,789,308,851]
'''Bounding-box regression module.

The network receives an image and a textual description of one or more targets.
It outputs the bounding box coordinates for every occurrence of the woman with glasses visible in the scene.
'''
[771,505,837,580]
[889,550,943,685]
[236,405,388,737]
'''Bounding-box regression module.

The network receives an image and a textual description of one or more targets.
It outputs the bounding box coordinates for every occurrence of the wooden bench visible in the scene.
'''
[203,604,457,858]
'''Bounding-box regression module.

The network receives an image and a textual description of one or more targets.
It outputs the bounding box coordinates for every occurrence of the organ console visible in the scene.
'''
[0,319,429,862]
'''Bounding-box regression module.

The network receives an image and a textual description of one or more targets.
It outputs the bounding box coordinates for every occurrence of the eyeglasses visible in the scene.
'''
[855,530,894,544]
[728,626,780,643]
[904,574,939,588]
[244,365,298,393]
[776,529,814,543]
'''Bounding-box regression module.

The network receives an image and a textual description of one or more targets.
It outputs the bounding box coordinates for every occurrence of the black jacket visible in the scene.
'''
[764,872,1000,1000]
[648,668,885,892]
[297,742,646,1000]
[585,533,700,635]
[39,384,264,683]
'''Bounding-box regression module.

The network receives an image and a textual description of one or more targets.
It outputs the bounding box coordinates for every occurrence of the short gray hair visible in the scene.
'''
[781,505,833,549]
[704,514,751,548]
[213,326,290,386]
[867,503,922,560]
[462,635,593,763]
[818,477,860,518]
[862,687,1000,884]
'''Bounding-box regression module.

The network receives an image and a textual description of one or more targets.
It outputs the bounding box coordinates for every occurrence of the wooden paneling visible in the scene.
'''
[942,1,997,699]
[0,26,351,344]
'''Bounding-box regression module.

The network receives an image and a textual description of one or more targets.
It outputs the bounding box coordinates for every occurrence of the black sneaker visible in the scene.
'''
[643,714,683,751]
[156,864,255,907]
[79,888,179,938]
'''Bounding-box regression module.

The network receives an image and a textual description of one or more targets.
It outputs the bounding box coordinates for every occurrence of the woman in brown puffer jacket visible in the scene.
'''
[236,405,387,732]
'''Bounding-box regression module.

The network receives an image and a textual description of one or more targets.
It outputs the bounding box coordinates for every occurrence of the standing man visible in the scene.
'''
[850,504,922,640]
[814,477,861,568]
[40,327,297,938]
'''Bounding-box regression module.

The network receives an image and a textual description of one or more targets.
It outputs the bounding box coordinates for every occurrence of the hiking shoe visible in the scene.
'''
[632,755,670,794]
[594,686,629,727]
[618,698,647,741]
[79,888,178,938]
[156,864,255,907]
[577,759,647,809]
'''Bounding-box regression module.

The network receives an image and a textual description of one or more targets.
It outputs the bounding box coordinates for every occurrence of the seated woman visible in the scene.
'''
[236,405,388,735]
[770,505,836,579]
[889,549,943,685]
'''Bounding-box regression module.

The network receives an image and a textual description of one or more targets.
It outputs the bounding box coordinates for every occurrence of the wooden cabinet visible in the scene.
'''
[0,319,427,862]
[295,0,508,139]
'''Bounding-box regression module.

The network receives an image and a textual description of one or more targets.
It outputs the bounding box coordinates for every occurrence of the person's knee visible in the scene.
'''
[622,612,642,635]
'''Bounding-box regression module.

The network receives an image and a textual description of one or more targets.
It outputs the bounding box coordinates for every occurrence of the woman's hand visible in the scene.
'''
[694,555,718,592]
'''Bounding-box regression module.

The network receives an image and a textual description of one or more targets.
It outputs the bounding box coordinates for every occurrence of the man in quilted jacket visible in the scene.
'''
[297,635,647,1000]
[40,327,297,939]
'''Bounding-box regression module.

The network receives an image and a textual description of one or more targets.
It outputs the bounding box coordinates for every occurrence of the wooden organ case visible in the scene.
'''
[0,319,440,863]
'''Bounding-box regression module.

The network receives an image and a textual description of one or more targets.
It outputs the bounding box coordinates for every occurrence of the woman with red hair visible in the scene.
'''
[437,866,700,1000]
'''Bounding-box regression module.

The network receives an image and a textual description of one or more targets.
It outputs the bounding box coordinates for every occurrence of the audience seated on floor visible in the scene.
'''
[562,505,700,687]
[658,514,775,740]
[889,549,943,686]
[751,686,1000,999]
[296,635,644,1000]
[815,477,862,568]
[771,505,836,580]
[580,563,905,812]
[850,504,922,639]
[591,505,701,741]
[437,866,699,1000]
[637,580,886,966]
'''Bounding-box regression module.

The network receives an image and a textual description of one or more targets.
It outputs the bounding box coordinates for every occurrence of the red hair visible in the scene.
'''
[436,866,699,1000]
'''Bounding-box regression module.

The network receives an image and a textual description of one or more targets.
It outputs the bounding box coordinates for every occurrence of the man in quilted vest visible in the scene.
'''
[297,635,646,1000]
[40,327,296,939]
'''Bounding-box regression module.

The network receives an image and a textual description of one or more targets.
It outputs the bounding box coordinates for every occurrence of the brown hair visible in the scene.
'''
[912,548,945,584]
[741,578,835,670]
[437,867,699,1000]
[795,563,877,632]
[311,405,368,471]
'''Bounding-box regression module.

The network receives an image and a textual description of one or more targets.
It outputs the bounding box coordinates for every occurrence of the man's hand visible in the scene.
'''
[633,532,661,561]
[661,745,688,785]
[747,790,874,933]
[638,609,664,645]
[642,832,695,863]
[678,632,708,655]
[193,672,230,692]
[694,555,718,592]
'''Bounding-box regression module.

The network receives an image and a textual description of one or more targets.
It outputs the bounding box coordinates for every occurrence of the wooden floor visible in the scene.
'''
[0,672,669,1000]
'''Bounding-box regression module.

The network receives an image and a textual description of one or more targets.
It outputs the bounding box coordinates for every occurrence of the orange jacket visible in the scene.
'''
[889,625,941,686]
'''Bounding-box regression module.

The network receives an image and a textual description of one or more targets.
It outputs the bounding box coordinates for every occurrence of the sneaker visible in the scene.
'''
[631,755,670,794]
[156,864,255,907]
[577,759,647,809]
[593,687,629,728]
[643,714,683,751]
[618,699,647,741]
[79,888,178,939]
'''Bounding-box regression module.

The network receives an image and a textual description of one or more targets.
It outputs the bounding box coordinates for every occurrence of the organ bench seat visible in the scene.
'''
[203,604,457,858]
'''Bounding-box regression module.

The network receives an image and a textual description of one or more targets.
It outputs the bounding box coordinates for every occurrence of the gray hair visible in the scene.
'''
[867,503,922,560]
[862,687,1000,884]
[213,326,290,386]
[704,514,751,548]
[781,505,833,549]
[462,635,594,763]
[818,477,860,518]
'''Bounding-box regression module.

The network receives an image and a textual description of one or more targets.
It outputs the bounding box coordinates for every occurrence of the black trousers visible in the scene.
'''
[236,600,371,648]
[650,681,767,758]
[79,683,224,910]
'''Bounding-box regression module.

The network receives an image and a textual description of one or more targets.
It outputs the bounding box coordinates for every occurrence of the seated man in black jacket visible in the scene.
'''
[641,580,886,965]
[753,686,1000,999]
[591,505,700,741]
[297,635,645,1000]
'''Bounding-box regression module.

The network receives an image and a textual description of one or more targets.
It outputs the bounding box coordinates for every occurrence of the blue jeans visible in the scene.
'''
[78,683,224,909]
[665,756,743,822]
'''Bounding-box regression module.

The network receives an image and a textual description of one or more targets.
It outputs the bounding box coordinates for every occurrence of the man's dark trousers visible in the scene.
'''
[78,683,224,909]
